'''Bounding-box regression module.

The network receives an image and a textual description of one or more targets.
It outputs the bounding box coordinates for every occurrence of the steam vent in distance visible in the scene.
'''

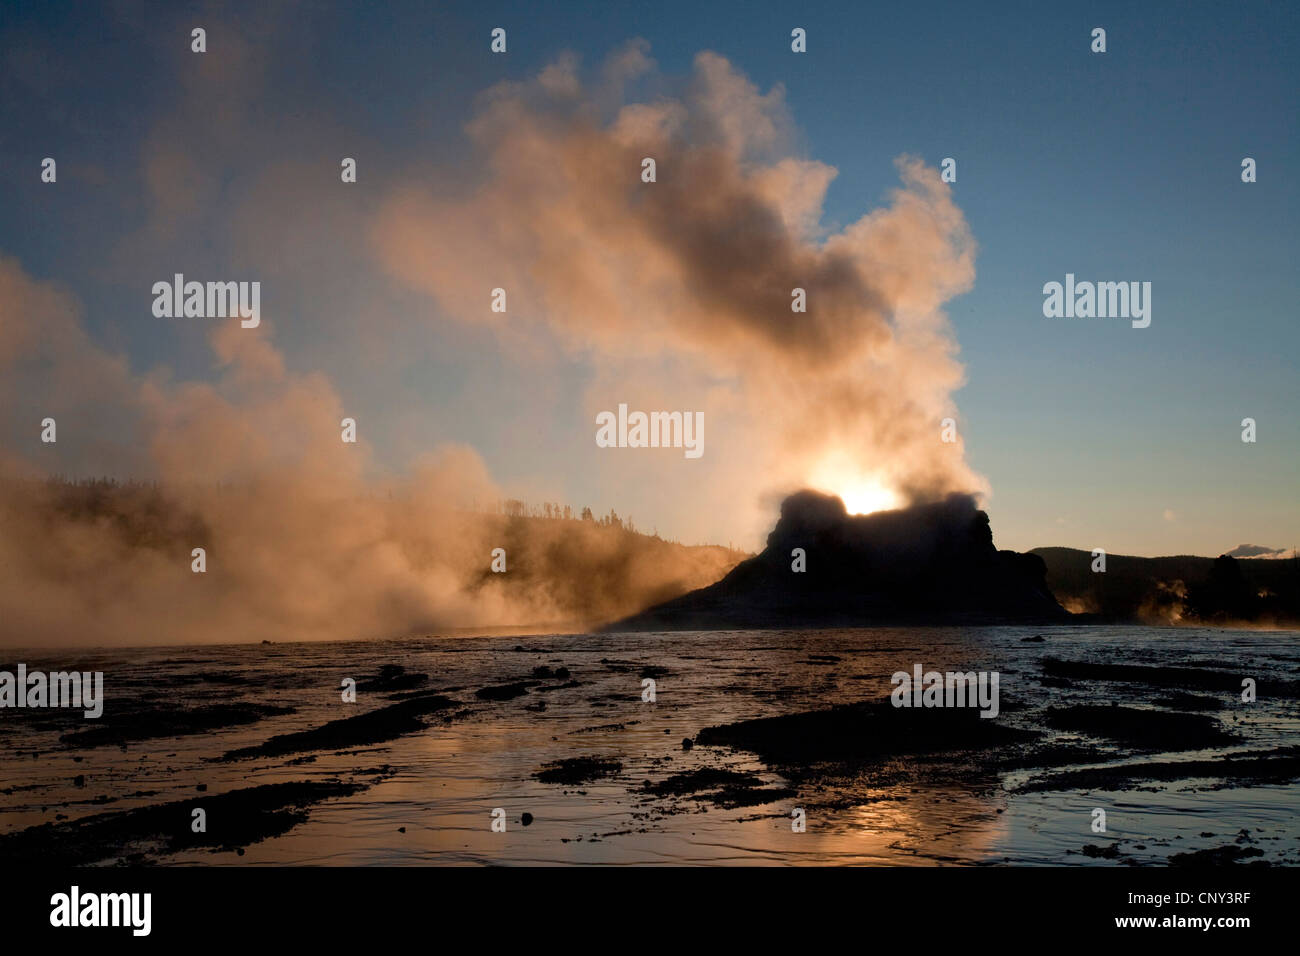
[610,490,1069,630]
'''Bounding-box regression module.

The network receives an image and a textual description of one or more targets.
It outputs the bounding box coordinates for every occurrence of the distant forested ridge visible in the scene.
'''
[1032,547,1300,625]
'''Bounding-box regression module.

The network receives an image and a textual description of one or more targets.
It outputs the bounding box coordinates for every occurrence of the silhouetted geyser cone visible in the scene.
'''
[607,490,1067,630]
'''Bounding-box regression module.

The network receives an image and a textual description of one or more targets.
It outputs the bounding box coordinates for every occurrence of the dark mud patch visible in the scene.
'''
[706,786,797,809]
[475,681,539,701]
[0,781,366,865]
[530,665,572,680]
[59,703,294,749]
[1168,845,1268,866]
[1043,705,1235,749]
[220,696,457,761]
[1079,843,1122,859]
[1014,747,1300,793]
[534,756,623,785]
[697,700,1036,767]
[570,722,627,734]
[642,768,762,797]
[356,665,428,693]
[802,654,842,665]
[597,658,669,678]
[641,768,795,809]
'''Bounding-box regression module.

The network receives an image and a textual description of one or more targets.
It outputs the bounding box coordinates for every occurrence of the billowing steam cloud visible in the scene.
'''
[0,45,986,646]
[0,258,737,646]
[373,45,986,513]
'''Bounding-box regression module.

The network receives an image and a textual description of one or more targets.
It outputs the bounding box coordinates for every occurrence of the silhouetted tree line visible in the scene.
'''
[494,498,640,534]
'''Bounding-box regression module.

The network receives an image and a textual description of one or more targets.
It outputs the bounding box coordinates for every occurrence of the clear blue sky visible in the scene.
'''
[2,0,1296,555]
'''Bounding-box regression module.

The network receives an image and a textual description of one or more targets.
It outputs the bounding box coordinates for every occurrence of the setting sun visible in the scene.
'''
[834,480,903,515]
[809,460,903,515]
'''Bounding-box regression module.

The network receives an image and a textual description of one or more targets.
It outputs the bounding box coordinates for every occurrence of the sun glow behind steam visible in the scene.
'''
[809,457,904,516]
[834,480,903,516]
